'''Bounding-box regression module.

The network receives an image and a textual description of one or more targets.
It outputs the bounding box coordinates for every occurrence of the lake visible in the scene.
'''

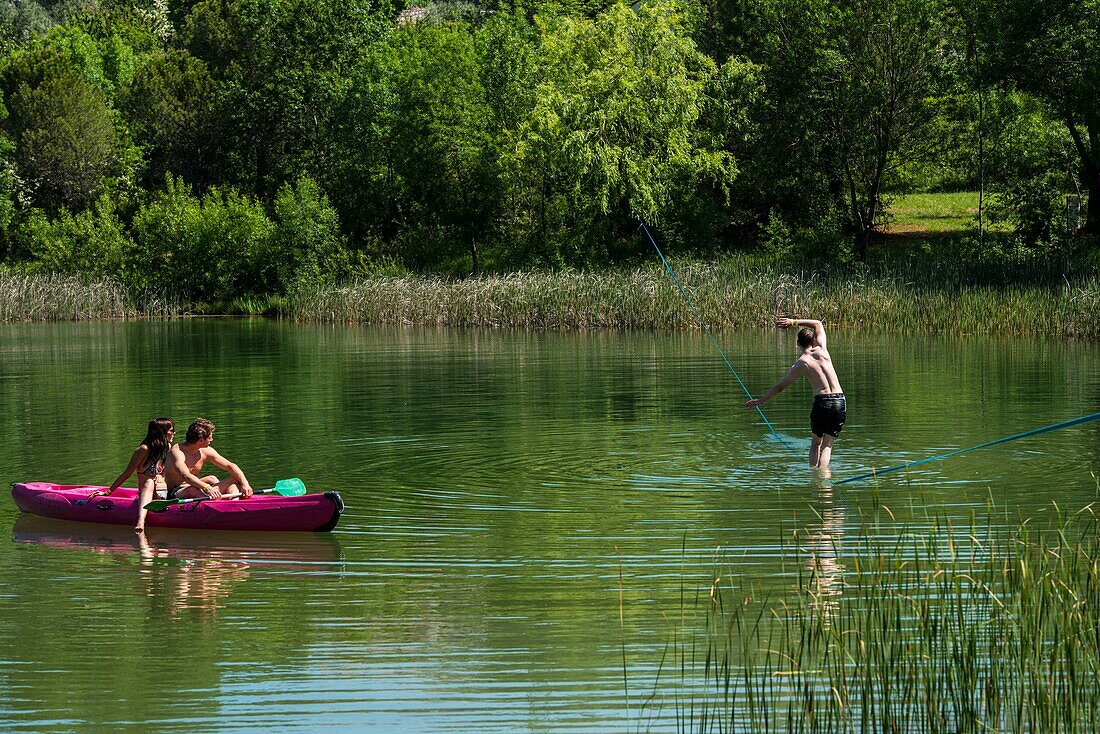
[1,320,1097,733]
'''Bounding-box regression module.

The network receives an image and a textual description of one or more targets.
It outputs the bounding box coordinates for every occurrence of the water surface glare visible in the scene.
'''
[1,321,1097,732]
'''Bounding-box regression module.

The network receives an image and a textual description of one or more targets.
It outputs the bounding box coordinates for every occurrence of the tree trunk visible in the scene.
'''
[1066,117,1099,235]
[855,226,870,260]
[1085,172,1100,236]
[977,88,986,256]
[1085,123,1099,235]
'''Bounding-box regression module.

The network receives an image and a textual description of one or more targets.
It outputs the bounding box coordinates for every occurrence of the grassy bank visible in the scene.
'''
[289,256,1100,338]
[654,498,1100,733]
[5,252,1098,337]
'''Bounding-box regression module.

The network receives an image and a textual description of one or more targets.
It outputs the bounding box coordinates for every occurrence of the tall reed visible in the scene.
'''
[0,271,181,321]
[653,501,1100,733]
[288,258,1100,338]
[0,272,134,321]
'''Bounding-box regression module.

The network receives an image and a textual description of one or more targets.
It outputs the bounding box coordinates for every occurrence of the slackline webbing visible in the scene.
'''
[640,222,796,455]
[838,410,1100,485]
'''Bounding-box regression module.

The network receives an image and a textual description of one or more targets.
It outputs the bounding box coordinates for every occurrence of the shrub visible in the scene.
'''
[131,175,275,302]
[18,196,131,276]
[271,176,348,289]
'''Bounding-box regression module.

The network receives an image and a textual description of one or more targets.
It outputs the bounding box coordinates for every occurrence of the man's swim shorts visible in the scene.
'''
[810,393,846,438]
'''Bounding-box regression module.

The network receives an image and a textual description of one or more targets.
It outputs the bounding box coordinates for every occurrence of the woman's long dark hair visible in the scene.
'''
[142,417,174,468]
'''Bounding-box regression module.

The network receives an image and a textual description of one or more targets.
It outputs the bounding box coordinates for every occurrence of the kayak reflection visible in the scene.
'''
[12,514,345,620]
[12,513,343,565]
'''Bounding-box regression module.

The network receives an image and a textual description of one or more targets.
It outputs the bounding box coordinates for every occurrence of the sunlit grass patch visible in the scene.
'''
[884,192,1013,234]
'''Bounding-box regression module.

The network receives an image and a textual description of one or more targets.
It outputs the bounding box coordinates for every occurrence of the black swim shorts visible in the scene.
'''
[810,393,846,438]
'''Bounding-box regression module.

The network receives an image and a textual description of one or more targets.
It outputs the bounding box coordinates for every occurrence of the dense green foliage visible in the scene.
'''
[0,0,1094,308]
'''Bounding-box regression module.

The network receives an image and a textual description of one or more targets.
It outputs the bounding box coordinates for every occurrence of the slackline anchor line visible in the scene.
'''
[640,221,797,456]
[838,410,1100,485]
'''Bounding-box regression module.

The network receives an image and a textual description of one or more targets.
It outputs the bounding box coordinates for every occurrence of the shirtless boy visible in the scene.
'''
[164,418,254,500]
[745,317,846,470]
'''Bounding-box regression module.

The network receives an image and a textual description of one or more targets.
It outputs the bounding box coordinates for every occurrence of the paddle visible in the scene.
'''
[143,477,306,512]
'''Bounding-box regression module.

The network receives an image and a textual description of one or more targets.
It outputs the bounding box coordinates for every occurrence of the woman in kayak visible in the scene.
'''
[89,417,175,533]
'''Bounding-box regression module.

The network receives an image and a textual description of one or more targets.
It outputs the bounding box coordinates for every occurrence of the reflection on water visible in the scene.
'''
[139,546,251,621]
[12,515,344,622]
[0,321,1097,733]
[802,478,846,623]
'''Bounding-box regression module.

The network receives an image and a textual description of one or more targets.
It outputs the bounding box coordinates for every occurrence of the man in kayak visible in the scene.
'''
[745,317,846,470]
[164,418,255,501]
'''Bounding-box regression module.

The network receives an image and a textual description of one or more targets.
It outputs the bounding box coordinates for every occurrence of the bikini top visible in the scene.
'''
[139,451,165,477]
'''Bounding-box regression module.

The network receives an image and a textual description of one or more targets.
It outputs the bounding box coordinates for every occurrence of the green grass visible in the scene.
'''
[885,192,1012,234]
[650,497,1100,733]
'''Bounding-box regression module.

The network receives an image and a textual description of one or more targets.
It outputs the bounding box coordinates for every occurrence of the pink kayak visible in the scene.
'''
[11,482,343,532]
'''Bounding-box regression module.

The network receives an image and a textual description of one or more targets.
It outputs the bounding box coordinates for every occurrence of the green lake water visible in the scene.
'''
[0,320,1097,732]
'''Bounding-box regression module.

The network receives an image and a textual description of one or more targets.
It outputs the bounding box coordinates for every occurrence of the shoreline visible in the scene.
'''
[4,262,1098,338]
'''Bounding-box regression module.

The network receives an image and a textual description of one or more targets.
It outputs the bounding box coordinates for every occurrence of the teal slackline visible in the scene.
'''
[838,410,1100,485]
[640,222,795,453]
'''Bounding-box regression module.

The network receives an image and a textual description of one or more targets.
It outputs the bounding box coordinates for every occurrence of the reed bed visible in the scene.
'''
[0,271,135,321]
[289,259,1100,338]
[653,501,1100,733]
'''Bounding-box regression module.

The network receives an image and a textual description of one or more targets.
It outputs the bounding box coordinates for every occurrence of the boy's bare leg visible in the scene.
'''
[213,477,242,499]
[809,435,822,467]
[817,435,836,469]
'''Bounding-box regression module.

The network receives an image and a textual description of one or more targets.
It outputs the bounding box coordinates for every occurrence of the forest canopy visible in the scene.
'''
[0,0,1095,302]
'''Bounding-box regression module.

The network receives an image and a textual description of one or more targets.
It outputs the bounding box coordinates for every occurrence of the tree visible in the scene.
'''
[0,103,16,250]
[3,52,118,212]
[119,49,217,189]
[130,175,275,301]
[513,0,736,265]
[271,175,347,288]
[818,0,948,258]
[19,196,131,275]
[0,1,56,54]
[181,0,386,199]
[333,19,505,273]
[968,0,1100,237]
[386,22,497,273]
[702,0,842,247]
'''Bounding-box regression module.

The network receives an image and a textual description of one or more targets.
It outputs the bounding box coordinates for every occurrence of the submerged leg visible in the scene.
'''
[817,434,837,469]
[809,435,822,467]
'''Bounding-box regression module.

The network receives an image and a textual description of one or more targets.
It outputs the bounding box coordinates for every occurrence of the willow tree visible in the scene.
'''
[514,0,741,265]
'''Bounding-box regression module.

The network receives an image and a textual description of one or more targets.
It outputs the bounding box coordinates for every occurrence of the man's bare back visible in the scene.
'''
[796,346,843,396]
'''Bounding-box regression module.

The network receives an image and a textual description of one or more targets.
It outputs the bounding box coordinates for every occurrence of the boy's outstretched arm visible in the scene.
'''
[745,362,802,408]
